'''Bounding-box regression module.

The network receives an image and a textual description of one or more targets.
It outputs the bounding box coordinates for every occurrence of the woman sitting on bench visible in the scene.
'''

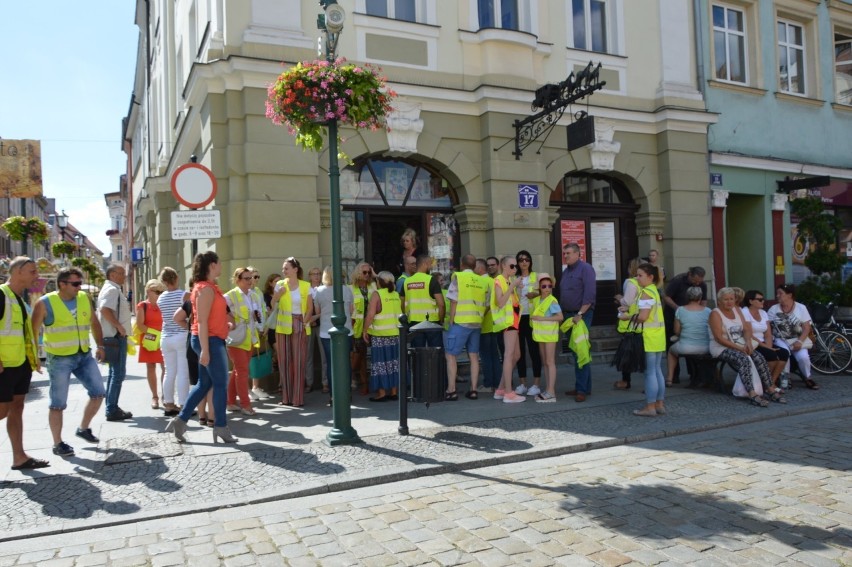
[666,286,711,386]
[741,289,789,389]
[768,283,819,390]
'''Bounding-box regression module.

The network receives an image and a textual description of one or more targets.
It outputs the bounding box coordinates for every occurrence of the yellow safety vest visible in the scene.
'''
[640,285,666,352]
[250,287,267,324]
[351,283,376,339]
[531,295,559,343]
[442,290,450,331]
[490,275,515,332]
[0,284,36,368]
[275,279,312,336]
[226,288,256,351]
[452,271,487,325]
[43,292,91,356]
[617,278,641,334]
[404,272,439,323]
[370,289,401,337]
[481,275,495,333]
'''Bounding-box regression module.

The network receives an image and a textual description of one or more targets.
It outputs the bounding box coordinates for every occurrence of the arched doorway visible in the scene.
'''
[550,172,640,326]
[339,157,460,279]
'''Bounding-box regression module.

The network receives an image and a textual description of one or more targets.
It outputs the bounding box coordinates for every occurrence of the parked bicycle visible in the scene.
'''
[807,298,852,375]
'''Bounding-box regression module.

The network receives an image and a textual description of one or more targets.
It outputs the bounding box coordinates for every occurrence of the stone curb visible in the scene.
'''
[2,398,848,544]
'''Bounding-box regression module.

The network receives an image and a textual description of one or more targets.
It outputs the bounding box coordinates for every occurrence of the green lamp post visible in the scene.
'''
[319,0,361,446]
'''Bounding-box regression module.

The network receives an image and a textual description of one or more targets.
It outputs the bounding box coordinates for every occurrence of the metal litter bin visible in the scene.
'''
[409,346,446,404]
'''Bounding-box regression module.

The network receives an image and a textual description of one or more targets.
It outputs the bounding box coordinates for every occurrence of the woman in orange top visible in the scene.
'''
[166,251,237,444]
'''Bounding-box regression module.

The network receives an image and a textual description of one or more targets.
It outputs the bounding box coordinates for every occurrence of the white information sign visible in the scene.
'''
[171,210,221,240]
[590,221,617,281]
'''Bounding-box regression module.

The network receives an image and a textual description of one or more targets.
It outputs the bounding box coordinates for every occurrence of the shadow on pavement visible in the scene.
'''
[18,475,140,520]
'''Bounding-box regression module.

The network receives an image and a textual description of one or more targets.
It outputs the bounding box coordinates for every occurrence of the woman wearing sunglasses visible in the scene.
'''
[513,250,542,397]
[224,267,261,415]
[530,274,562,402]
[492,256,525,403]
[135,279,166,411]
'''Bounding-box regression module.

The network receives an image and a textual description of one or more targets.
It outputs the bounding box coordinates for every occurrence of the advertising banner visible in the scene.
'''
[0,139,42,198]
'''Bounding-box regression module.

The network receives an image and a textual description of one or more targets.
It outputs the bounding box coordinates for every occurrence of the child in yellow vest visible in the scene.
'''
[530,274,563,402]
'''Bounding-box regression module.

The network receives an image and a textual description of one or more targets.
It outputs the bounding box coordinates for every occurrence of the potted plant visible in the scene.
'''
[265,58,397,152]
[1,216,50,244]
[51,241,77,257]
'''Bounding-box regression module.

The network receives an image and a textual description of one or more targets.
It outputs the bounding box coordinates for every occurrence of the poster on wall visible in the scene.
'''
[560,220,587,270]
[590,221,617,281]
[428,212,457,281]
[790,216,813,284]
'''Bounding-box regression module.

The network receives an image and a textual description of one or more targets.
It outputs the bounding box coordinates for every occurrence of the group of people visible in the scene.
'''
[619,261,822,418]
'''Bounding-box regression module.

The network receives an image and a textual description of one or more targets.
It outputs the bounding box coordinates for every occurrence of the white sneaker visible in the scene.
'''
[502,391,526,403]
[527,385,541,397]
[253,388,271,400]
[248,389,261,401]
[515,384,528,395]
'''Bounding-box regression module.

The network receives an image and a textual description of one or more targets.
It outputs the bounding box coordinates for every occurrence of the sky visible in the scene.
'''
[0,2,139,255]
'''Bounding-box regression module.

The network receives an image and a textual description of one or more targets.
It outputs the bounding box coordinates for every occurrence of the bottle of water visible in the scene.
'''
[780,373,789,390]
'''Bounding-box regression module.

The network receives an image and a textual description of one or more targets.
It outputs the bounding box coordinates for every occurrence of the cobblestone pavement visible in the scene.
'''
[0,407,849,566]
[0,361,848,543]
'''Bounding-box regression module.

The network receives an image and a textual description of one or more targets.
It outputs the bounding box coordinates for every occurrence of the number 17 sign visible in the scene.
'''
[518,184,539,209]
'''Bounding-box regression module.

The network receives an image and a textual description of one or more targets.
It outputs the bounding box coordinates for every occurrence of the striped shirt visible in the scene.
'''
[158,289,187,337]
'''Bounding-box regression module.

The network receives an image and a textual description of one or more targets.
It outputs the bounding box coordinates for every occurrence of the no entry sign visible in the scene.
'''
[170,163,217,208]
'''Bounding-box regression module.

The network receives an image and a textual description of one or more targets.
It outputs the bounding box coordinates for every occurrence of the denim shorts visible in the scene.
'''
[444,324,481,356]
[47,351,106,410]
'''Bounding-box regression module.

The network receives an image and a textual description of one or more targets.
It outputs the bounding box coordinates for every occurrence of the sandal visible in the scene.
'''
[465,390,478,400]
[444,391,459,401]
[613,381,631,390]
[151,397,160,409]
[749,395,769,408]
[767,391,787,404]
[804,378,820,390]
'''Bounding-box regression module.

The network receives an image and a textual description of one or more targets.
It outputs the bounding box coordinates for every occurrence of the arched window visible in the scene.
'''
[341,158,454,207]
[551,172,631,204]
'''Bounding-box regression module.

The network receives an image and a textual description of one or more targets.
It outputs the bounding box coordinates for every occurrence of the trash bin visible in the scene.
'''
[409,346,445,404]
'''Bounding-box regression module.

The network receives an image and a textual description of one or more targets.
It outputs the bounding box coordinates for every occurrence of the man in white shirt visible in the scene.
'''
[97,264,134,421]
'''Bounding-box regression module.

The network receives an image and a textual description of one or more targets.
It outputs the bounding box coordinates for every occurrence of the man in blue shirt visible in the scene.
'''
[558,243,596,402]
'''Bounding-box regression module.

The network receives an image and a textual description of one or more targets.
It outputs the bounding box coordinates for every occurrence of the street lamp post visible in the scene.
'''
[320,0,361,446]
[74,234,83,256]
[56,209,68,243]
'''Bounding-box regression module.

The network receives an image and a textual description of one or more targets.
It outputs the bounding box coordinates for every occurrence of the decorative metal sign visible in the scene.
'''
[506,61,606,159]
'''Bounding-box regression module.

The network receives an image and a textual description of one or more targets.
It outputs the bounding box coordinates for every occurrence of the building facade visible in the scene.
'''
[124,0,716,323]
[697,0,852,292]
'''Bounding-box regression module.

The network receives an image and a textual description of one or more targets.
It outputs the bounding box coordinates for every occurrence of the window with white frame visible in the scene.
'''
[837,32,852,105]
[478,0,531,32]
[366,0,421,23]
[712,4,747,83]
[116,245,123,262]
[571,0,609,52]
[778,20,805,95]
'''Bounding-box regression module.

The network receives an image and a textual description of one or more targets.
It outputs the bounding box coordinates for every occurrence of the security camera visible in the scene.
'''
[325,3,346,34]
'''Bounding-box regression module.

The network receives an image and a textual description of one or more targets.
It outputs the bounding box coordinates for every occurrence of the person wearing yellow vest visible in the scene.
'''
[444,254,488,401]
[493,256,526,403]
[401,255,444,348]
[530,274,563,402]
[513,250,542,397]
[272,257,313,408]
[613,257,642,391]
[626,263,668,417]
[363,271,402,402]
[224,268,260,416]
[350,262,376,396]
[477,257,502,395]
[0,257,48,470]
[31,267,107,459]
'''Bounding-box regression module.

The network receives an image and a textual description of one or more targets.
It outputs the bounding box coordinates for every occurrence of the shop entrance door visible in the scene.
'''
[369,213,422,277]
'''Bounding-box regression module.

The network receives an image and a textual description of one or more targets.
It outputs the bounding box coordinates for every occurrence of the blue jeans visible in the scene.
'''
[565,310,594,394]
[47,351,106,410]
[320,335,351,398]
[180,336,229,427]
[480,332,502,389]
[104,336,128,416]
[644,351,665,404]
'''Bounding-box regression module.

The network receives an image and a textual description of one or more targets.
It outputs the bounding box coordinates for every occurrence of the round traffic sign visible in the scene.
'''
[170,163,217,208]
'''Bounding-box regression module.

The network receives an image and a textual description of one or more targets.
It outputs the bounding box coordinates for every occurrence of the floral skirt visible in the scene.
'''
[369,335,400,392]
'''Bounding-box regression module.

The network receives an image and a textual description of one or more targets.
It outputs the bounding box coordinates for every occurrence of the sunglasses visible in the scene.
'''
[253,275,260,279]
[540,284,552,289]
[150,289,163,294]
[518,258,530,262]
[61,281,83,287]
[508,264,516,269]
[240,276,254,281]
[362,271,371,275]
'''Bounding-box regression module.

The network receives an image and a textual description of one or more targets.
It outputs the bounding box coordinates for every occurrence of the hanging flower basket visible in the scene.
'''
[52,241,78,257]
[265,58,397,152]
[1,216,49,244]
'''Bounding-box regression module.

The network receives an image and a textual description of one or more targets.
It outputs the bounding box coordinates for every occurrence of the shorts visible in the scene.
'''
[0,363,33,402]
[756,345,789,362]
[444,324,481,356]
[47,351,106,410]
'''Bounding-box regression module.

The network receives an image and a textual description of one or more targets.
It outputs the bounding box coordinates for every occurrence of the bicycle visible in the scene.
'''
[807,298,852,375]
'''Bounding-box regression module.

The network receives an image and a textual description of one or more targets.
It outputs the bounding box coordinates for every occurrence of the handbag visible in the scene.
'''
[263,307,279,331]
[611,316,645,373]
[142,328,161,351]
[227,321,248,346]
[249,348,273,378]
[732,356,764,398]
